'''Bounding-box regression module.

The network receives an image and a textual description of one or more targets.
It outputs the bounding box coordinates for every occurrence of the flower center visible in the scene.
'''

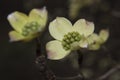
[62,31,81,51]
[22,21,40,36]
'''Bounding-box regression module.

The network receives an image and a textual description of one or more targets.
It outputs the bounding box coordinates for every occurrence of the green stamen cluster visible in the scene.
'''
[62,31,81,50]
[22,22,39,36]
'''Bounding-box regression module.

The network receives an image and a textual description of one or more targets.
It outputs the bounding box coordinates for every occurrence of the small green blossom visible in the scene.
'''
[7,7,48,42]
[62,31,81,50]
[46,17,94,60]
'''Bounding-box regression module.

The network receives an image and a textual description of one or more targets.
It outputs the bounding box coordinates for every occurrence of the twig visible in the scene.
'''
[35,37,56,80]
[35,55,56,80]
[56,74,84,80]
[96,65,120,80]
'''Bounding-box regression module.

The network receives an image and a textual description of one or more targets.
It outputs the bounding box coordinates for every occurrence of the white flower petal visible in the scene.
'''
[87,33,101,50]
[49,17,73,40]
[46,40,71,60]
[29,7,48,28]
[7,11,28,33]
[88,43,100,50]
[9,31,25,42]
[99,29,109,43]
[87,33,99,44]
[79,39,88,48]
[73,19,94,37]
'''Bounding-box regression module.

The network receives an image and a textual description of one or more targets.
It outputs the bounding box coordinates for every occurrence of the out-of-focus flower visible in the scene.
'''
[46,17,94,60]
[69,0,100,19]
[7,7,47,42]
[87,29,109,50]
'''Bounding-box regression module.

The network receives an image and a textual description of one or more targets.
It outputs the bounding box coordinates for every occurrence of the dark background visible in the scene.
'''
[0,0,120,80]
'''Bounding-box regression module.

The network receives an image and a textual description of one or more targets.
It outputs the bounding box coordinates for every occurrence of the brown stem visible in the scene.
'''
[35,37,56,80]
[56,74,83,80]
[96,65,120,80]
[36,37,41,57]
[77,50,85,80]
[77,50,83,65]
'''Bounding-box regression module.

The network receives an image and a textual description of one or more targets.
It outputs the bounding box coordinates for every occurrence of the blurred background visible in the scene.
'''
[0,0,120,80]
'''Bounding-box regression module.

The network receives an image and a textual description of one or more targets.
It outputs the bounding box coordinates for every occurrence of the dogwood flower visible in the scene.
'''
[87,29,109,50]
[46,17,94,60]
[7,7,47,42]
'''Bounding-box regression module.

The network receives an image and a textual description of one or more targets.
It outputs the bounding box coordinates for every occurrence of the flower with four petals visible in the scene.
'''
[7,7,48,42]
[46,17,95,60]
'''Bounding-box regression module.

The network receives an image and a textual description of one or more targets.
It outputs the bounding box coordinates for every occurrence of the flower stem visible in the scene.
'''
[36,37,41,57]
[35,37,56,80]
[96,65,120,80]
[77,50,83,65]
[77,50,85,80]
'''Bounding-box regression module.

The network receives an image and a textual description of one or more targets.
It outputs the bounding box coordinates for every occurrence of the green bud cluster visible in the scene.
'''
[22,21,39,36]
[62,31,81,50]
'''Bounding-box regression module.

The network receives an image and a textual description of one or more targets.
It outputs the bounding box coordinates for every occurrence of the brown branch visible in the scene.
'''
[35,55,56,80]
[35,37,56,80]
[96,65,120,80]
[56,74,84,80]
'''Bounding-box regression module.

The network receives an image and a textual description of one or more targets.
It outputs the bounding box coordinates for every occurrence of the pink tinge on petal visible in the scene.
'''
[86,21,93,26]
[47,50,56,59]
